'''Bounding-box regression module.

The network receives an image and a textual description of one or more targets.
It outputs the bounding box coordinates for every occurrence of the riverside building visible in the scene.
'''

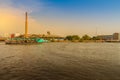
[97,33,120,41]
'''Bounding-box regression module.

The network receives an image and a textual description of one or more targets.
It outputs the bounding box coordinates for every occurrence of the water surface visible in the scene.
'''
[0,42,120,80]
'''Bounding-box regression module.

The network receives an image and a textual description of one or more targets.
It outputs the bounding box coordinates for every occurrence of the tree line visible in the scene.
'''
[65,35,100,41]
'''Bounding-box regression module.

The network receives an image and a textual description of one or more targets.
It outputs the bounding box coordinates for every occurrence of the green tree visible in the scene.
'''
[65,35,80,41]
[72,35,80,40]
[65,35,72,40]
[82,34,91,40]
[92,36,100,40]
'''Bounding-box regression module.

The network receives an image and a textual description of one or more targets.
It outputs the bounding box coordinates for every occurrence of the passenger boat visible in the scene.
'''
[5,38,48,44]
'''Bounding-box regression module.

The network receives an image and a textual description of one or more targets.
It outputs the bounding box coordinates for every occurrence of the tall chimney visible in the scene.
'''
[25,12,28,38]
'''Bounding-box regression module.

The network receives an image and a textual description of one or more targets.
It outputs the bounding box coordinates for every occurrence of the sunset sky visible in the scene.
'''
[0,0,120,36]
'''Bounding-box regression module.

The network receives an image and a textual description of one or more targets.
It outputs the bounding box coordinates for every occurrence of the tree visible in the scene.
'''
[65,35,80,41]
[47,31,51,35]
[82,35,91,40]
[65,35,72,40]
[72,35,80,40]
[92,36,100,40]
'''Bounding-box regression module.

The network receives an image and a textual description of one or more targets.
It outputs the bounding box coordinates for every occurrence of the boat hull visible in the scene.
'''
[5,38,47,45]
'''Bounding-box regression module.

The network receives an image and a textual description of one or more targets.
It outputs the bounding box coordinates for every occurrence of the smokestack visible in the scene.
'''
[25,12,28,38]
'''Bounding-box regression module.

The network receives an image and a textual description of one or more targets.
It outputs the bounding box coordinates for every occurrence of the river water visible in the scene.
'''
[0,42,120,80]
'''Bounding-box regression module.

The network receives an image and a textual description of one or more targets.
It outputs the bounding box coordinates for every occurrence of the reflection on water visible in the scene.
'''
[0,42,120,80]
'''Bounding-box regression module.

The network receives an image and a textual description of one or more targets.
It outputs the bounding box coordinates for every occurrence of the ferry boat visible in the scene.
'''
[5,38,48,44]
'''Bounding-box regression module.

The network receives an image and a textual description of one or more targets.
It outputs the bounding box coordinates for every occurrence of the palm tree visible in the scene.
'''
[47,31,51,35]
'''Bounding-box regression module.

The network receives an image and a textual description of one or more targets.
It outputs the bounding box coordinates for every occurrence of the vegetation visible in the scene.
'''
[65,34,101,42]
[65,35,80,41]
[16,34,101,42]
[47,31,51,35]
[81,34,91,40]
[92,36,100,40]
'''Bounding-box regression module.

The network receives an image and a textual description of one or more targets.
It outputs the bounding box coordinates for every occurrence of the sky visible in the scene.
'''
[1,0,120,36]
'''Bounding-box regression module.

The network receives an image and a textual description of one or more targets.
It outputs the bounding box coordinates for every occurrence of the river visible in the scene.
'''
[0,42,120,80]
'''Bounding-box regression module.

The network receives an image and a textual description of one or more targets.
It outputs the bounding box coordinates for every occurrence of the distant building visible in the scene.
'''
[98,35,113,40]
[11,34,15,38]
[113,33,120,40]
[15,33,21,37]
[97,33,120,41]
